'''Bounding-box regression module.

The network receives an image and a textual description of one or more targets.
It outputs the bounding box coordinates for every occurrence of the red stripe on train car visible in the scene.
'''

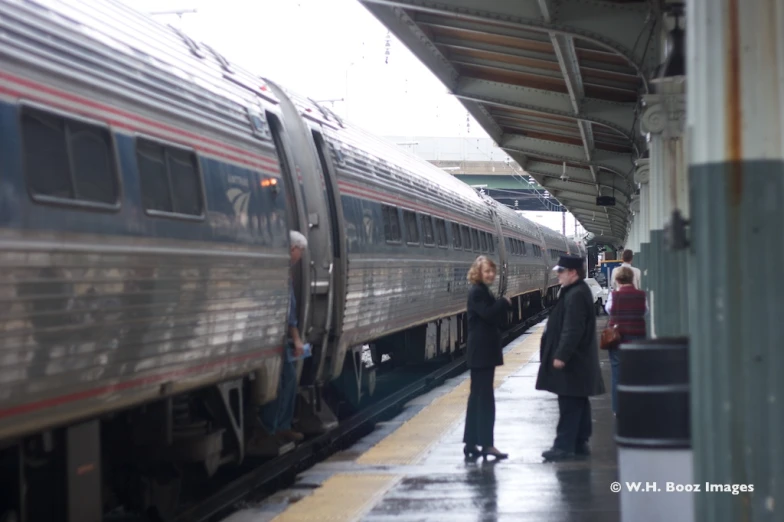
[0,71,280,173]
[0,345,282,420]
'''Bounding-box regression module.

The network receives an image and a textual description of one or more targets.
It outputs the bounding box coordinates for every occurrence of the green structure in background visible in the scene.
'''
[453,175,545,191]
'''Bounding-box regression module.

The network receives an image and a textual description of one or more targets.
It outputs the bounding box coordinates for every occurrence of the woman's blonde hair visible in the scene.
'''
[467,255,496,284]
[615,266,634,285]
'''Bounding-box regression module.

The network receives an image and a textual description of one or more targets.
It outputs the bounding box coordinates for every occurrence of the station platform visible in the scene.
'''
[225,318,618,522]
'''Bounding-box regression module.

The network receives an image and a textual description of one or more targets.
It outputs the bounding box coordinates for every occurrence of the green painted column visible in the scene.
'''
[688,0,782,520]
[640,86,688,339]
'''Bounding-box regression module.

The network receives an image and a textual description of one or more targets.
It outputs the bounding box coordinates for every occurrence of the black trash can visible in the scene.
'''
[615,337,693,522]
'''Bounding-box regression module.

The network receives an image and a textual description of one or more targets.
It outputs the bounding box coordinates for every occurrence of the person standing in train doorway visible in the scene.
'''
[250,231,308,455]
[463,255,511,460]
[536,255,605,461]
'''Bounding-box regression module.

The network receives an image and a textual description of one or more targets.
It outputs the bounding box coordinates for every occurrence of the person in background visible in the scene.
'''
[536,255,605,461]
[250,231,308,455]
[611,249,642,290]
[605,266,647,415]
[463,255,511,460]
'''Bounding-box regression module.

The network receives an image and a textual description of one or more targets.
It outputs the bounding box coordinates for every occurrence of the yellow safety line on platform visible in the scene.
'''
[356,324,543,466]
[270,473,401,522]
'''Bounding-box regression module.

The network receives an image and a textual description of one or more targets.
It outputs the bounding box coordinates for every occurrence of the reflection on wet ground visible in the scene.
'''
[231,319,618,522]
[364,317,618,522]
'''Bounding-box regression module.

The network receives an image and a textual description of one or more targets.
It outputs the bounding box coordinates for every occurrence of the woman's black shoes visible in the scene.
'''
[463,445,481,458]
[482,447,508,460]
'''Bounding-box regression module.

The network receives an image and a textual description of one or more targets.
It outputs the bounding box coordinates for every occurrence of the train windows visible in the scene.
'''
[382,205,402,242]
[451,222,462,249]
[21,107,118,206]
[435,218,448,248]
[403,210,419,244]
[461,225,471,250]
[471,228,480,252]
[480,232,488,252]
[488,233,495,253]
[514,239,520,255]
[137,138,203,216]
[421,214,435,246]
[521,241,527,256]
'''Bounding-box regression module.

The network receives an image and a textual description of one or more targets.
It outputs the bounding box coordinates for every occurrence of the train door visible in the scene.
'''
[266,112,311,340]
[261,81,346,388]
[309,130,347,382]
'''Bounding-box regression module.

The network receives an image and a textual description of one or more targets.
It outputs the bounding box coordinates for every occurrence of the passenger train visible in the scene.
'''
[0,0,586,519]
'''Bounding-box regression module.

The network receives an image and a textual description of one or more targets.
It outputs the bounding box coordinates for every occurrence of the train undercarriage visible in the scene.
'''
[0,288,552,522]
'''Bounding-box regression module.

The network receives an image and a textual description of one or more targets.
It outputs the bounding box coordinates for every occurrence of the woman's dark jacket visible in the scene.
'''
[535,280,605,397]
[466,282,510,369]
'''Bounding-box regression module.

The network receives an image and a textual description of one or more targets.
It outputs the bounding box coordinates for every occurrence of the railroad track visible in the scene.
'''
[169,309,550,522]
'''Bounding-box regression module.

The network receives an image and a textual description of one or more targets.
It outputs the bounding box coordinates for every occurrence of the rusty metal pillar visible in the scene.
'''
[688,0,783,520]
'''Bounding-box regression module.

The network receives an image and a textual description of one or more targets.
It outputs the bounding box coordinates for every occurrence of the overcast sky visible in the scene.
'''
[121,0,587,235]
[124,0,490,139]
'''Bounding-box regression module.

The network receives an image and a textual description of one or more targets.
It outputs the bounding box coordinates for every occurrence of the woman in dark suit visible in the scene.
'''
[463,255,511,460]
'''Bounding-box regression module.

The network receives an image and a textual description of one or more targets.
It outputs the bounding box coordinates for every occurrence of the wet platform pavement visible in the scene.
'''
[225,318,618,522]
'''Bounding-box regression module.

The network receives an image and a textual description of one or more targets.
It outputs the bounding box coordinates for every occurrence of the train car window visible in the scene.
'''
[471,228,480,252]
[137,139,203,216]
[421,214,435,246]
[451,222,462,249]
[435,218,448,248]
[403,210,420,244]
[521,241,527,256]
[480,232,488,252]
[514,239,520,255]
[461,225,471,250]
[22,107,118,206]
[488,233,495,253]
[382,205,402,242]
[168,148,202,215]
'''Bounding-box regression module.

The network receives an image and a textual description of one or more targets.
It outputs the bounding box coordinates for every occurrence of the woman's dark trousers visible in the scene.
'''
[463,367,495,447]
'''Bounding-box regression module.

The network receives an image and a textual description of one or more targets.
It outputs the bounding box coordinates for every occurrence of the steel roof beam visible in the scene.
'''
[359,0,659,73]
[538,0,615,236]
[500,134,634,179]
[538,178,629,206]
[526,163,629,197]
[455,78,635,138]
[565,200,628,220]
[416,16,644,77]
[551,192,629,217]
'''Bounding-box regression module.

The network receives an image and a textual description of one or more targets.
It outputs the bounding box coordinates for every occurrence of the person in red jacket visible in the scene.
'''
[605,266,647,415]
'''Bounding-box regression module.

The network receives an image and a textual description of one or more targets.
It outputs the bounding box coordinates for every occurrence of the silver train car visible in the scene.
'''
[0,0,587,519]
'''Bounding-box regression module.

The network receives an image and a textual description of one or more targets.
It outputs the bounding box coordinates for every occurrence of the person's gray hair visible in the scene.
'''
[290,230,308,249]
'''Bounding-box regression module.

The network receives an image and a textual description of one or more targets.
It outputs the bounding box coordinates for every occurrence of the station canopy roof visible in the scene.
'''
[360,0,662,246]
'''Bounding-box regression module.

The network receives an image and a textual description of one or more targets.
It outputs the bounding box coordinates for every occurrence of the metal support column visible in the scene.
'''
[635,160,651,291]
[640,83,686,338]
[688,0,783,520]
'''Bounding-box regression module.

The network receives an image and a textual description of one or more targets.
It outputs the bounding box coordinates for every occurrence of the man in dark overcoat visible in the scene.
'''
[536,255,605,461]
